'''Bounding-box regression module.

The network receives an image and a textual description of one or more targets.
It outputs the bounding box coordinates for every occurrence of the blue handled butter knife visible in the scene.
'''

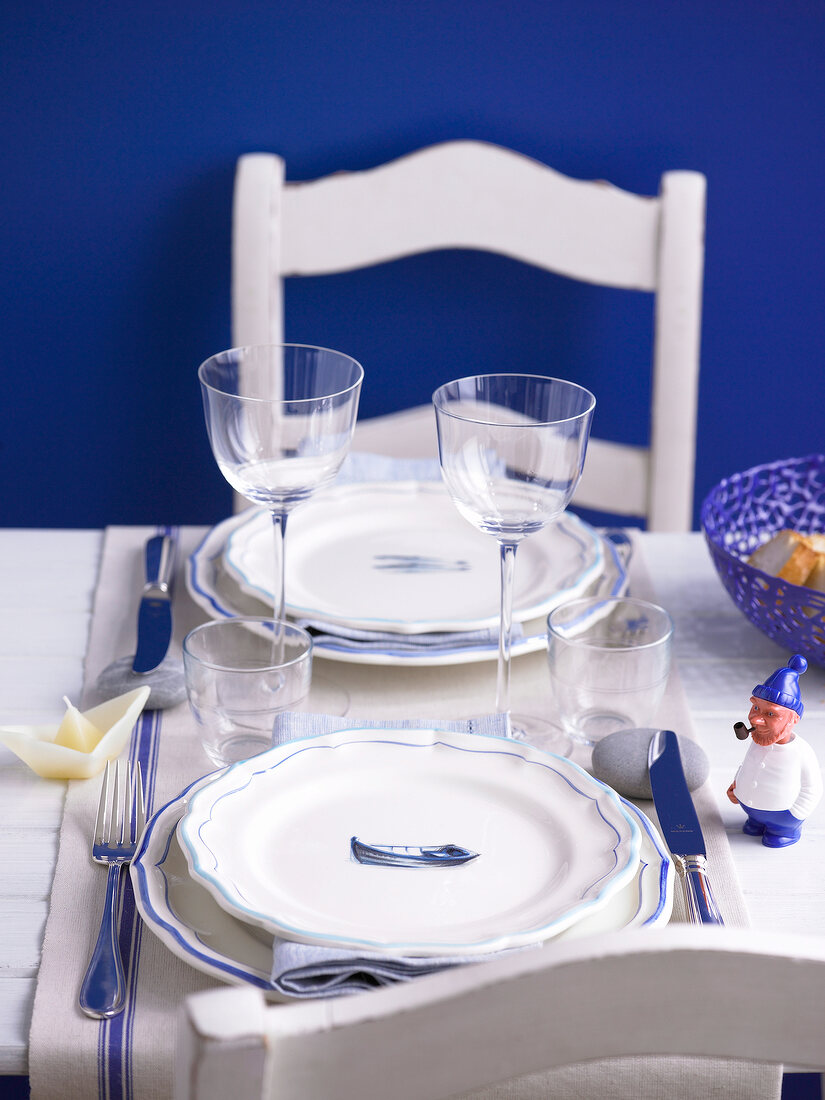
[132,535,175,673]
[648,729,724,925]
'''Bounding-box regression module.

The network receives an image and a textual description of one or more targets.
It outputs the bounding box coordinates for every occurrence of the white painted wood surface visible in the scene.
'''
[231,142,705,530]
[0,530,99,1075]
[177,926,825,1100]
[3,527,825,1080]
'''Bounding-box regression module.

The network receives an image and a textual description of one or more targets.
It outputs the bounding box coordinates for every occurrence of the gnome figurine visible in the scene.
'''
[727,654,822,847]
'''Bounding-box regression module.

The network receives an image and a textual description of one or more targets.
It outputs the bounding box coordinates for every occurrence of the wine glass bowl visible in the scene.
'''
[433,374,595,740]
[199,344,364,509]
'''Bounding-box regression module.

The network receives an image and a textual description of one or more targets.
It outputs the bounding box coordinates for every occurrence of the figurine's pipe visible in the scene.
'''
[734,722,754,740]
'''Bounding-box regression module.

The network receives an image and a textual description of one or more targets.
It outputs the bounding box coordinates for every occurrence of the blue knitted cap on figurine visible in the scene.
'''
[752,654,808,716]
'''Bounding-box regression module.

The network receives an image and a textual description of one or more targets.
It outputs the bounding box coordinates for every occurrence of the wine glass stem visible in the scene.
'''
[270,510,288,658]
[495,540,519,729]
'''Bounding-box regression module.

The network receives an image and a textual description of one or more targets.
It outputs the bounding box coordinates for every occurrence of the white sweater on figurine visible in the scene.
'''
[733,733,822,818]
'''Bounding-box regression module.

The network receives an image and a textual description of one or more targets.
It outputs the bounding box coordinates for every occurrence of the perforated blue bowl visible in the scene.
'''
[701,454,825,668]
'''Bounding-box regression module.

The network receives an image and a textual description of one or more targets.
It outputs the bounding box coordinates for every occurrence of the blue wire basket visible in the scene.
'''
[700,454,825,668]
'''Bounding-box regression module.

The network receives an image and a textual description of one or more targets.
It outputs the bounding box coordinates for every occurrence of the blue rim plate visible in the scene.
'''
[223,481,603,633]
[186,498,628,667]
[131,769,670,996]
[177,728,642,956]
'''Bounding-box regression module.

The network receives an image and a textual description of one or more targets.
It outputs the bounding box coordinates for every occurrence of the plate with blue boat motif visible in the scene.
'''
[132,773,671,997]
[223,480,603,633]
[177,727,642,956]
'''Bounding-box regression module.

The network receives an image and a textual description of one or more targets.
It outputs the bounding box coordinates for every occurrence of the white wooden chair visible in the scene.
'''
[231,141,705,531]
[176,925,825,1100]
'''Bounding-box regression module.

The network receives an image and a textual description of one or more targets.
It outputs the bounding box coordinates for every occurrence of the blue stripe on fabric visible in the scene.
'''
[96,1007,106,1099]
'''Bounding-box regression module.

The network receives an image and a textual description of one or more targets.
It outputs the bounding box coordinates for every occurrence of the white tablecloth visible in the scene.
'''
[27,524,782,1098]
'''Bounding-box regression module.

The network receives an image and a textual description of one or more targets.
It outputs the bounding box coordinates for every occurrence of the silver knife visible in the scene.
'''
[648,729,724,925]
[132,535,175,673]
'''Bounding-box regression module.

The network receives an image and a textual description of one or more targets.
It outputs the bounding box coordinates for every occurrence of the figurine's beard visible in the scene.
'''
[751,728,788,747]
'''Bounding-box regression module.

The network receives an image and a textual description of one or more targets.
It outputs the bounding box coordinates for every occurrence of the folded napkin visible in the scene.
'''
[271,710,509,745]
[295,618,526,656]
[269,712,529,997]
[335,451,441,484]
[271,935,532,998]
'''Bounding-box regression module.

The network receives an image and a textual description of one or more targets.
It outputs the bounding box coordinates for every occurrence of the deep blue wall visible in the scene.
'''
[3,1,824,529]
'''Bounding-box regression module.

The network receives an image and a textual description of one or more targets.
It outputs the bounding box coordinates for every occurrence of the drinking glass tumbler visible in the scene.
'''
[546,596,672,747]
[183,619,312,767]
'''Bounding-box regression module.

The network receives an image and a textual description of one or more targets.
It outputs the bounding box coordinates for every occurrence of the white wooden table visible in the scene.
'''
[2,528,824,1077]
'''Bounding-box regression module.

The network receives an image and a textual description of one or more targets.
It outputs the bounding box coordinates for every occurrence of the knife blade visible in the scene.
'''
[648,729,724,925]
[132,535,175,673]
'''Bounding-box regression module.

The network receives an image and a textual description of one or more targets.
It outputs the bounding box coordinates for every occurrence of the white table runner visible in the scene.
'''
[28,525,781,1099]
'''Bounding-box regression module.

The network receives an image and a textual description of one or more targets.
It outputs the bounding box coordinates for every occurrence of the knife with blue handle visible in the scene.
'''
[648,729,724,925]
[132,535,175,673]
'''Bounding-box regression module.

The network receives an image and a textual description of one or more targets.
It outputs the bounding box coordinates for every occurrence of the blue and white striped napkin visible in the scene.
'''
[294,618,523,657]
[271,710,508,746]
[270,933,531,998]
[335,450,441,484]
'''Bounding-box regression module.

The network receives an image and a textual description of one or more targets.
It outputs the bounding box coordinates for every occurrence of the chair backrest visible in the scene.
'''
[176,925,825,1100]
[231,141,705,531]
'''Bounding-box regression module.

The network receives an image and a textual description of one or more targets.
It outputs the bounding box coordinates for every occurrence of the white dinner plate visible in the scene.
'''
[186,503,629,667]
[223,481,603,633]
[178,728,641,956]
[131,771,671,998]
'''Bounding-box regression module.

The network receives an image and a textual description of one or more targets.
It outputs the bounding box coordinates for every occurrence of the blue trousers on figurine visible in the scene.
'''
[738,803,803,848]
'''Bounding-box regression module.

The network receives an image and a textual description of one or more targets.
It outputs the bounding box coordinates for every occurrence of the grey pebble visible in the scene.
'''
[591,727,710,800]
[96,655,187,710]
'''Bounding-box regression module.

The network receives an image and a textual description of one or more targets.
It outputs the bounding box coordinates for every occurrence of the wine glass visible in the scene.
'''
[199,344,363,617]
[432,374,595,743]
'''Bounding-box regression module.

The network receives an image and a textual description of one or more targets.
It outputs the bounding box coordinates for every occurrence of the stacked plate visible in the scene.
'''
[186,479,629,666]
[130,728,674,998]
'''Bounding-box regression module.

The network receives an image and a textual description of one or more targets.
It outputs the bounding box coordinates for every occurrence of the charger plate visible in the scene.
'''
[223,481,602,633]
[177,728,641,956]
[186,504,628,666]
[131,772,671,998]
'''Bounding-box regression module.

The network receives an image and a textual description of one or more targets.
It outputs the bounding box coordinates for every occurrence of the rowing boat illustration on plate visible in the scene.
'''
[350,836,480,867]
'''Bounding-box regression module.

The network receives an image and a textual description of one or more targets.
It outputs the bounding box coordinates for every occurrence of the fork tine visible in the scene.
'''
[133,761,145,840]
[122,760,132,846]
[113,759,125,845]
[94,761,112,845]
[95,759,145,844]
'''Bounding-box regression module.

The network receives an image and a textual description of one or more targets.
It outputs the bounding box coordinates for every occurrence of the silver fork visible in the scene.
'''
[79,759,145,1019]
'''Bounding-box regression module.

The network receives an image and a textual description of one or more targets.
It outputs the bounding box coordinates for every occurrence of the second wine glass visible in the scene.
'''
[433,373,595,742]
[198,344,364,626]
